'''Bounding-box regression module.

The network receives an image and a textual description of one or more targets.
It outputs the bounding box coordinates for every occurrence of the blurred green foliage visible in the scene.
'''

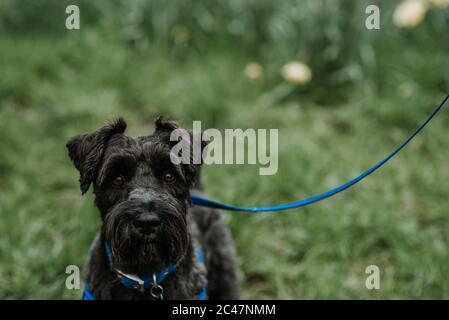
[1,0,449,299]
[1,0,449,101]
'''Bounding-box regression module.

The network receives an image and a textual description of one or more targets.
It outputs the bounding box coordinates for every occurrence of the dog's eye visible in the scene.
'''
[163,172,175,183]
[112,175,125,187]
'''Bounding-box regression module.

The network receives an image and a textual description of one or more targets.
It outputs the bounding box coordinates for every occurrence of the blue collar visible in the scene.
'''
[83,239,207,300]
[104,241,177,296]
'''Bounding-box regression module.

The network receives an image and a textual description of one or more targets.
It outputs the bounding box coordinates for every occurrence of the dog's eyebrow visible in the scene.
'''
[144,144,186,181]
[143,142,170,163]
[150,152,184,175]
[97,153,137,185]
[106,153,137,164]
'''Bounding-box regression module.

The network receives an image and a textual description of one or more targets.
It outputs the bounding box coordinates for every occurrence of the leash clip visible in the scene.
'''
[150,273,164,300]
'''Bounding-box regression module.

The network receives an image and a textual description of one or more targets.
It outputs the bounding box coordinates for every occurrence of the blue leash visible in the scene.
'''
[191,94,449,213]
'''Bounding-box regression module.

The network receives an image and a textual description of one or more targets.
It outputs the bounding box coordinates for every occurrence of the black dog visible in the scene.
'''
[66,117,240,300]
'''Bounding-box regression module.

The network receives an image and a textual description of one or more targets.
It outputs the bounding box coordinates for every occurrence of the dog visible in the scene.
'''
[66,117,240,300]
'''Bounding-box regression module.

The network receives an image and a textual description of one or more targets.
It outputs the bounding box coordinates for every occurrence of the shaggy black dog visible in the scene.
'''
[66,117,240,300]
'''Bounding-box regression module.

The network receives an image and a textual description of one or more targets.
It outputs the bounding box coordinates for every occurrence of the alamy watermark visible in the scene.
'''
[65,265,80,290]
[65,5,80,30]
[365,5,380,30]
[365,265,380,290]
[61,3,385,295]
[169,121,278,176]
[64,4,380,31]
[65,263,382,291]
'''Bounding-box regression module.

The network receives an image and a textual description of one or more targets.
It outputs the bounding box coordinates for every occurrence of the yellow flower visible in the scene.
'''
[429,0,449,8]
[281,62,312,85]
[172,25,189,43]
[244,63,263,82]
[393,0,427,28]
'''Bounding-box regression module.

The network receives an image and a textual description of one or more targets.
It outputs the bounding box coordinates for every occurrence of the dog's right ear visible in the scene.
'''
[66,118,127,194]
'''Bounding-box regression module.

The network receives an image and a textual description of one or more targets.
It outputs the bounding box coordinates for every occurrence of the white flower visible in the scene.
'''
[244,63,263,82]
[393,0,427,28]
[281,62,312,85]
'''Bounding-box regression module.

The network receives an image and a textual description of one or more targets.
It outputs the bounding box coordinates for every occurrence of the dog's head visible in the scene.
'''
[66,117,207,273]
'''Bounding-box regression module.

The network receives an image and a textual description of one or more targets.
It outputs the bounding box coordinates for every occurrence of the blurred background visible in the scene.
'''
[1,0,449,299]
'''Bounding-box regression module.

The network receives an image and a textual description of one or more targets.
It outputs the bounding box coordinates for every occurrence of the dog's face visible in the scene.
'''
[67,117,206,273]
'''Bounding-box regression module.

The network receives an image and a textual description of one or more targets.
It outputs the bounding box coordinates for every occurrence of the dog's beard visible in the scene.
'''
[103,201,188,274]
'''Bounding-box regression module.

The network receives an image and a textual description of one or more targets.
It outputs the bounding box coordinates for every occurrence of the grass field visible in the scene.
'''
[1,0,449,299]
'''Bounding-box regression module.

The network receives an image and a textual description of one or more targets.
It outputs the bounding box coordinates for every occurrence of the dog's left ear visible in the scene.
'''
[66,118,127,194]
[153,116,209,187]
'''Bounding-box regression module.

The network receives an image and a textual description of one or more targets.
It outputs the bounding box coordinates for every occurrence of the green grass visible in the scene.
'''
[1,6,449,299]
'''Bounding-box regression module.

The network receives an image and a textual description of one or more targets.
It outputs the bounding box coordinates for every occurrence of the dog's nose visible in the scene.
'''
[133,213,161,235]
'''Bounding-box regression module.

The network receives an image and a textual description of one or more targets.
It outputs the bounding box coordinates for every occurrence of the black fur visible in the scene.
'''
[67,117,240,299]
